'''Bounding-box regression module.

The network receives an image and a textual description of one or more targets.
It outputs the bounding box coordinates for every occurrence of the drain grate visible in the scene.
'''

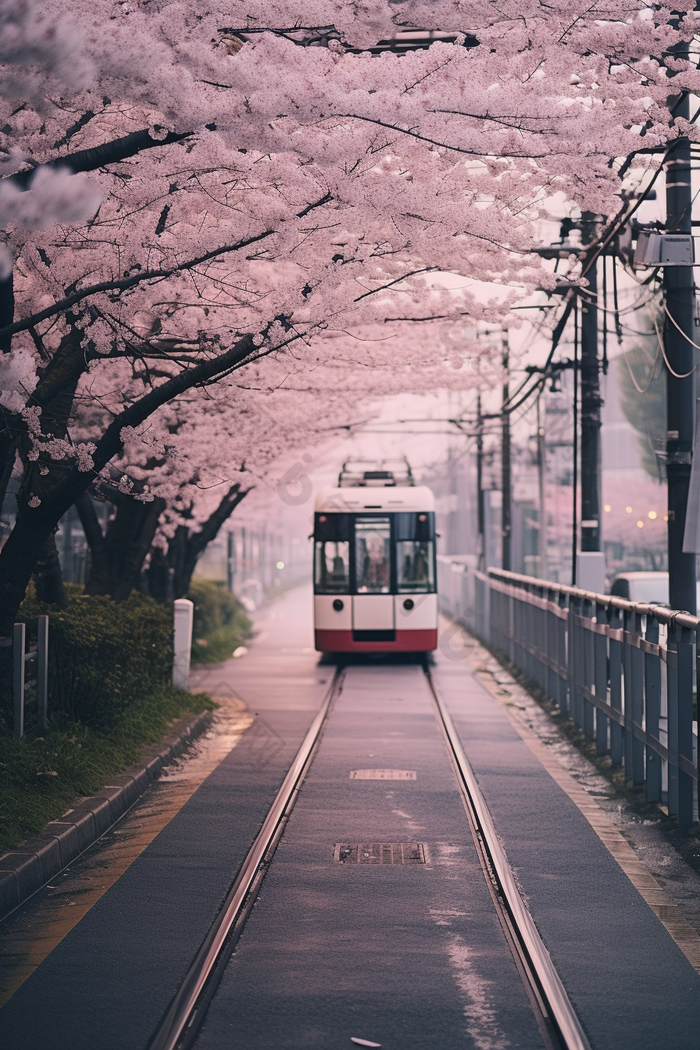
[349,769,417,780]
[334,842,426,865]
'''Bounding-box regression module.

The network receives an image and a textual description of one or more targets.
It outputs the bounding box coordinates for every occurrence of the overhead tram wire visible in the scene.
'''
[506,159,679,424]
[532,95,700,382]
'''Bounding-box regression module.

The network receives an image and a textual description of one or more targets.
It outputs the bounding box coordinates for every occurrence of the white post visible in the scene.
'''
[173,599,194,690]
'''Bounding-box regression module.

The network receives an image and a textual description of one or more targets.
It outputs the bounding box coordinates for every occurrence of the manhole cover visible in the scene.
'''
[334,843,426,864]
[349,769,417,780]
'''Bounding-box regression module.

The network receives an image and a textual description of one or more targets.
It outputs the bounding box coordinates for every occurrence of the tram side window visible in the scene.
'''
[397,540,435,592]
[355,517,391,594]
[315,541,350,594]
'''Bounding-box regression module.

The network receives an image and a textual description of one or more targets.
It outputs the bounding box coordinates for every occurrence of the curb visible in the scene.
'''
[0,707,214,923]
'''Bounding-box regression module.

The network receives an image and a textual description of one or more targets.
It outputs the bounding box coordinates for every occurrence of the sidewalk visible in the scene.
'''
[431,627,700,1050]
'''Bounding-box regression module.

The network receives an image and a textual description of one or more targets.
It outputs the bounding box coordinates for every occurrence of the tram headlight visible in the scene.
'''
[403,598,414,610]
[333,599,344,611]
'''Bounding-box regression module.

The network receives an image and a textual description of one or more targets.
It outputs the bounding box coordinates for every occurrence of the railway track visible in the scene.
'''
[147,662,590,1050]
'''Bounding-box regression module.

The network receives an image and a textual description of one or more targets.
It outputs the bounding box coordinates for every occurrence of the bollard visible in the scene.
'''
[173,599,194,690]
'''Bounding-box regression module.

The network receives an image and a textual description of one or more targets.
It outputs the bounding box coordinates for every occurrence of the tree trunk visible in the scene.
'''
[33,529,68,608]
[0,430,16,516]
[75,491,108,590]
[0,332,256,638]
[82,493,166,600]
[0,272,13,353]
[148,485,249,601]
[0,500,63,636]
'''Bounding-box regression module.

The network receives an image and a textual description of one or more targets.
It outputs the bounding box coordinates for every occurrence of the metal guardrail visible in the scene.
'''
[13,616,49,740]
[437,558,699,831]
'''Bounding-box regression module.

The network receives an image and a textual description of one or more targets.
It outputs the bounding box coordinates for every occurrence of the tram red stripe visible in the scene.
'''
[314,629,437,652]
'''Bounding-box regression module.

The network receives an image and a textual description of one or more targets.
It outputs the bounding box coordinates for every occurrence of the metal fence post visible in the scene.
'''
[677,623,694,832]
[594,600,608,756]
[173,599,194,690]
[484,574,491,646]
[13,622,25,741]
[545,587,555,701]
[609,606,623,768]
[38,615,49,728]
[697,624,700,822]
[630,608,645,787]
[667,622,680,818]
[570,595,584,729]
[536,584,547,693]
[623,607,634,781]
[559,590,569,716]
[582,597,595,740]
[645,616,662,802]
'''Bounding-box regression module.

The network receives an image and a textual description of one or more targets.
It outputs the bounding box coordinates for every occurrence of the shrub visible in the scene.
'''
[187,578,252,664]
[4,584,173,732]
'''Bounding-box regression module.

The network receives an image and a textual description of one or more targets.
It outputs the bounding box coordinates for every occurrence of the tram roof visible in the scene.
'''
[314,486,435,513]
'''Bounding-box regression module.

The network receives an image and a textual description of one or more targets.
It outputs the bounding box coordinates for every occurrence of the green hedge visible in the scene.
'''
[3,585,173,732]
[188,578,252,664]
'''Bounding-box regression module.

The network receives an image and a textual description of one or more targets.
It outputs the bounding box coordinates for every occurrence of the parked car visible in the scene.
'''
[609,571,700,608]
[609,571,669,603]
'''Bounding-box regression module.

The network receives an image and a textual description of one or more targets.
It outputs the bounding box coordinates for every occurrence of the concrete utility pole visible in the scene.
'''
[536,395,547,579]
[665,92,696,614]
[501,331,512,571]
[578,212,605,593]
[476,392,486,571]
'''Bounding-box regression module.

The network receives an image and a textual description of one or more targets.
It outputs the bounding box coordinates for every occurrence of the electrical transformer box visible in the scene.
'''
[634,230,694,267]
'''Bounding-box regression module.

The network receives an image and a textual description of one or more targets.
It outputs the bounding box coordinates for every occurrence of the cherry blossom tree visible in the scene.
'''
[1,0,699,635]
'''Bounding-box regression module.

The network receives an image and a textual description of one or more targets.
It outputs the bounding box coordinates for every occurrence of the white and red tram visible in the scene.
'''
[313,464,438,653]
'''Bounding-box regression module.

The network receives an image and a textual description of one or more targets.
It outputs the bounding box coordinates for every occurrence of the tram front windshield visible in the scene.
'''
[313,510,435,594]
[355,517,391,594]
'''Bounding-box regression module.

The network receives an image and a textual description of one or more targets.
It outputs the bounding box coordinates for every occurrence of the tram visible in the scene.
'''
[313,461,438,653]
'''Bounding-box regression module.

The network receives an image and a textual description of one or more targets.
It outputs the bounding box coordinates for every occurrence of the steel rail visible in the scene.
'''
[425,670,592,1050]
[147,669,343,1050]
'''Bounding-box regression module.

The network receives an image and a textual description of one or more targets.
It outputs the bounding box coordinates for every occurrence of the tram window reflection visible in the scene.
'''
[355,517,391,594]
[397,540,435,592]
[314,541,349,593]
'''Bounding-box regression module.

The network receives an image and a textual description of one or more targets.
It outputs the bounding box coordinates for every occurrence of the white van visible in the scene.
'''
[609,571,700,608]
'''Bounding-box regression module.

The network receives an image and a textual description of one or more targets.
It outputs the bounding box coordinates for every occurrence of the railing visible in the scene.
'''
[437,557,699,831]
[13,616,49,740]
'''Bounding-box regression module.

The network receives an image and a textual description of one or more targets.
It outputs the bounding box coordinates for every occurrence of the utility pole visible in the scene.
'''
[665,91,696,614]
[227,530,236,593]
[476,392,485,570]
[579,213,604,592]
[501,331,511,571]
[447,393,459,554]
[536,395,546,579]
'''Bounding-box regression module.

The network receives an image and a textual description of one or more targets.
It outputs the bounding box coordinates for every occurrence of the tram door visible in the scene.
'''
[353,517,394,631]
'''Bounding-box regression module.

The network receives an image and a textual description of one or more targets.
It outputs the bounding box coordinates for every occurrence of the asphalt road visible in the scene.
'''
[195,659,544,1050]
[2,584,700,1050]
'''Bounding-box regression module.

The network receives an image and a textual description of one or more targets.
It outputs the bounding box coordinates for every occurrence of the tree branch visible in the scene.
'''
[11,127,194,188]
[0,193,333,341]
[33,331,262,529]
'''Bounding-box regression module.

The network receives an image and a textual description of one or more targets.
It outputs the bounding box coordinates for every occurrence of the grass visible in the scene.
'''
[0,686,214,852]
